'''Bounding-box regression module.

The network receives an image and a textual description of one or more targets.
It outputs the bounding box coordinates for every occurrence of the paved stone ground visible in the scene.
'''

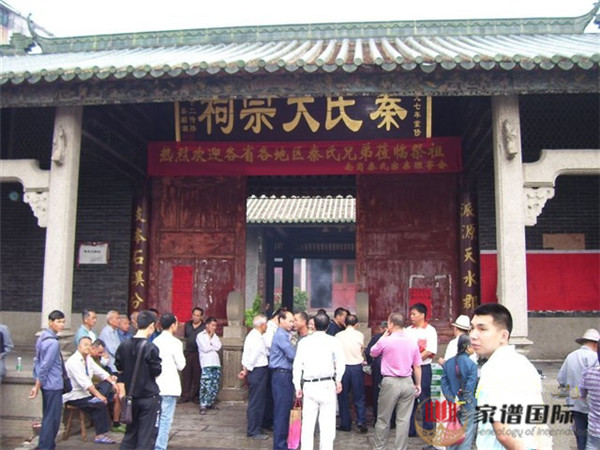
[1,362,578,449]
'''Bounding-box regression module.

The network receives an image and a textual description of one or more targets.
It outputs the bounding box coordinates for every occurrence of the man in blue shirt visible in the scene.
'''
[269,310,296,450]
[99,310,121,372]
[29,310,66,450]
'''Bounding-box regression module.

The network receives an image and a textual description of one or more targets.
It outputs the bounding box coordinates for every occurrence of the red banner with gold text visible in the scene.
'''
[147,137,462,176]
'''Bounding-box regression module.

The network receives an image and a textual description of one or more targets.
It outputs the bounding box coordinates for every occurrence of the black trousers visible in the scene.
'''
[262,368,274,428]
[66,396,111,436]
[246,366,268,436]
[120,395,161,450]
[180,351,201,402]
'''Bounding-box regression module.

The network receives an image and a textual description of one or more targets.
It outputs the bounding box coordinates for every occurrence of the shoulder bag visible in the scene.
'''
[120,339,147,425]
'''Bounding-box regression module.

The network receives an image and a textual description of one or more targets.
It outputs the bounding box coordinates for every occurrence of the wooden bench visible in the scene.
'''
[63,404,87,441]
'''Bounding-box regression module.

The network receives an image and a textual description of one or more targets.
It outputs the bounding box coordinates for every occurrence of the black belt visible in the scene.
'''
[303,377,334,383]
[273,368,292,373]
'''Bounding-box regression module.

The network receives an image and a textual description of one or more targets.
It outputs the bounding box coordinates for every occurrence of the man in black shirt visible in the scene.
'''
[326,307,349,336]
[115,310,162,449]
[179,307,205,403]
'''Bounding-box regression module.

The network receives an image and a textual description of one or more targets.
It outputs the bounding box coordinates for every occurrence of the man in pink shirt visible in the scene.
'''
[370,312,422,450]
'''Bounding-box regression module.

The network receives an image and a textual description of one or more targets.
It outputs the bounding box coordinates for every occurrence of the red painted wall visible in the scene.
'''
[480,251,600,311]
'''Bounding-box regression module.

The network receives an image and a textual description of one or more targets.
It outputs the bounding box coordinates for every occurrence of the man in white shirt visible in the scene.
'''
[196,317,222,414]
[438,314,471,365]
[557,327,599,450]
[239,314,270,441]
[154,313,186,450]
[63,336,117,444]
[471,303,552,450]
[405,302,437,435]
[336,314,368,433]
[293,312,345,450]
[99,310,121,372]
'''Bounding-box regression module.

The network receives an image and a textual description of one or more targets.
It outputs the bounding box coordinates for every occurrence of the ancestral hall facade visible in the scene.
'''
[0,8,599,361]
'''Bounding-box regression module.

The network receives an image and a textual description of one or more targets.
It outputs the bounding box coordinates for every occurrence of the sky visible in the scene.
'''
[5,0,598,37]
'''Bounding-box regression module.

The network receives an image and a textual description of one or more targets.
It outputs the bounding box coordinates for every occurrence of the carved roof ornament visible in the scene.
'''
[501,119,519,160]
[51,125,67,166]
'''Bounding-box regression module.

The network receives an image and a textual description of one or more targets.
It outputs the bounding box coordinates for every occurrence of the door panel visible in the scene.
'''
[357,174,459,327]
[149,177,246,321]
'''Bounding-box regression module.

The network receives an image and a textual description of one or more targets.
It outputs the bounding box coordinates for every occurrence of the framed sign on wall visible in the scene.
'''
[78,242,109,265]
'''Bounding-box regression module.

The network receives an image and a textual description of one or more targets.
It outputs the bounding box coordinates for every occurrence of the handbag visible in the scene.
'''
[287,398,302,449]
[440,414,465,446]
[119,340,147,425]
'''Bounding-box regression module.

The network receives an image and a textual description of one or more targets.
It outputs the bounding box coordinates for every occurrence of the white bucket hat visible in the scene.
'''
[451,315,471,331]
[575,328,600,345]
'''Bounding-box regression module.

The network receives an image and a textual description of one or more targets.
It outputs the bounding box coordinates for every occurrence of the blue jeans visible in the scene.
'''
[338,364,367,428]
[38,389,63,450]
[271,369,294,450]
[573,411,588,450]
[155,395,177,450]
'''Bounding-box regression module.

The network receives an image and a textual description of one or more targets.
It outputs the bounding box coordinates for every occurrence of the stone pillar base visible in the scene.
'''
[219,338,247,402]
[509,336,534,355]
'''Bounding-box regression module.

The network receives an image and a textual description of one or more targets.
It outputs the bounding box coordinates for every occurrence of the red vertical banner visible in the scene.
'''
[129,185,150,313]
[459,191,480,315]
[172,266,193,322]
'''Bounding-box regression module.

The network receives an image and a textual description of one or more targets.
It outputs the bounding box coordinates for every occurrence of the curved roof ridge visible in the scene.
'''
[29,6,599,54]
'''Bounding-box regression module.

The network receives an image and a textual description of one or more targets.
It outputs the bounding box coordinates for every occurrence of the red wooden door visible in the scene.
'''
[356,174,459,329]
[149,177,246,321]
[332,260,357,309]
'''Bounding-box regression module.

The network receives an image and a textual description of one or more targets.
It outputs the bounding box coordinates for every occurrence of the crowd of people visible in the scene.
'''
[28,307,223,449]
[19,301,600,450]
[239,304,599,450]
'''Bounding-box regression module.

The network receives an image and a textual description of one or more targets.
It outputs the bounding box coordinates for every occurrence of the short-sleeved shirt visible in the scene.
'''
[370,330,422,378]
[557,345,598,413]
[405,323,438,365]
[336,327,365,365]
[580,364,600,437]
[475,345,552,450]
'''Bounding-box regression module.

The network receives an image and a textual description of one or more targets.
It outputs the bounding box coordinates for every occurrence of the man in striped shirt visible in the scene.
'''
[580,346,600,450]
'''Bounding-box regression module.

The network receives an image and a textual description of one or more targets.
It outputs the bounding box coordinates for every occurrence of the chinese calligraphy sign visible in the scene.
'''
[177,95,431,141]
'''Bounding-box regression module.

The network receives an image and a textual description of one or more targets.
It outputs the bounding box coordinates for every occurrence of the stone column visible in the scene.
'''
[220,291,247,401]
[40,106,83,334]
[491,96,531,346]
[356,292,371,344]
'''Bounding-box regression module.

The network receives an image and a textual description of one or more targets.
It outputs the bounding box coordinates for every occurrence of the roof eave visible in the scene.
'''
[32,6,600,54]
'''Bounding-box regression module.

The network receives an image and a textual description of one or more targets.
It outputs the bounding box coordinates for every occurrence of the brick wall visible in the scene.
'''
[0,108,53,312]
[72,150,134,314]
[477,94,600,251]
[0,107,134,313]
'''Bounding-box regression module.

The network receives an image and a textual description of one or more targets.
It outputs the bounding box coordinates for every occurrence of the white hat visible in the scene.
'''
[451,315,471,331]
[575,328,600,345]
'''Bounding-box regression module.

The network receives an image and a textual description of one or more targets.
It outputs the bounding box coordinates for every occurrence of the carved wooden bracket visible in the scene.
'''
[522,149,600,226]
[0,159,50,227]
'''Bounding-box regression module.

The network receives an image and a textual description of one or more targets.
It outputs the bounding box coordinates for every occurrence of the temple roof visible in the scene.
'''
[247,195,355,224]
[1,7,598,86]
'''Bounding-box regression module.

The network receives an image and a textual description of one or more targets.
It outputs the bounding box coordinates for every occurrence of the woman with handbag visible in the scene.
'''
[441,334,478,450]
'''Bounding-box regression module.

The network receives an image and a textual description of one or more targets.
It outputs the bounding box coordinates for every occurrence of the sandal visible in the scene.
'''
[94,436,116,444]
